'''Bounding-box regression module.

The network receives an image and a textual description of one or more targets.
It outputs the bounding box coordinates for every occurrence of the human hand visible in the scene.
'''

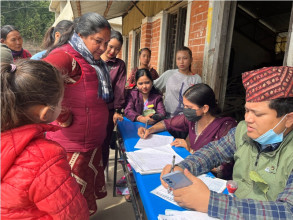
[113,112,123,125]
[160,165,184,188]
[145,114,156,125]
[173,169,210,212]
[137,127,151,139]
[171,139,190,151]
[58,113,73,127]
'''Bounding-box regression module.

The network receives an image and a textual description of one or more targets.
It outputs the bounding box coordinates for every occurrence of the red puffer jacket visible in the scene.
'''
[1,124,89,220]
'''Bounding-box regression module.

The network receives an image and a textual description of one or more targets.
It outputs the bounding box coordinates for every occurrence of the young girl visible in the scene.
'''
[101,30,126,168]
[125,68,166,125]
[1,60,89,219]
[126,48,159,87]
[31,20,74,60]
[154,46,202,118]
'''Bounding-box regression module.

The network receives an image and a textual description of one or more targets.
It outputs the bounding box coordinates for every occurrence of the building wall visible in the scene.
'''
[188,1,209,76]
[125,1,210,78]
[127,32,133,78]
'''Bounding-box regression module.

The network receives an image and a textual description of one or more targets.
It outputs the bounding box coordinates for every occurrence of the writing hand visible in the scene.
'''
[113,112,123,125]
[173,169,210,212]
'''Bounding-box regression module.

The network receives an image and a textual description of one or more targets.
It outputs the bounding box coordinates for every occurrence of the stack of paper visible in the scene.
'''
[126,145,184,175]
[158,209,219,220]
[134,134,174,149]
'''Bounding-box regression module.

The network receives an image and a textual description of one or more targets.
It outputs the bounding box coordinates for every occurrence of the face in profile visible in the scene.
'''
[176,50,192,72]
[104,38,122,59]
[3,30,23,51]
[136,75,153,95]
[139,50,151,66]
[81,27,111,60]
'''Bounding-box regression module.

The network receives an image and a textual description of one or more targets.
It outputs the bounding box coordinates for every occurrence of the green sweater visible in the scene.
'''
[233,121,293,201]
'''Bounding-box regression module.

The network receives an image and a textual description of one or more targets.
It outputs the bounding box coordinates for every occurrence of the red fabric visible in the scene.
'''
[44,44,109,152]
[67,147,107,215]
[242,66,293,102]
[1,124,89,220]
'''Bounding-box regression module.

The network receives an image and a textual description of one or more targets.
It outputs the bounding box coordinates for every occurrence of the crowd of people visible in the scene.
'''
[1,12,293,220]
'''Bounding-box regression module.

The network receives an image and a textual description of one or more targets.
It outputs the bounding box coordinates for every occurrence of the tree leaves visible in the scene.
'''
[1,1,54,44]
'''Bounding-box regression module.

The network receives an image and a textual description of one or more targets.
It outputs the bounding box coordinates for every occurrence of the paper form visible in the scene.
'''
[197,174,227,193]
[134,134,174,149]
[158,209,219,220]
[126,148,183,174]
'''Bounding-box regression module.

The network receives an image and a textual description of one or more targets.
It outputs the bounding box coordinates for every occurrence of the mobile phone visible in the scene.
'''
[162,171,192,190]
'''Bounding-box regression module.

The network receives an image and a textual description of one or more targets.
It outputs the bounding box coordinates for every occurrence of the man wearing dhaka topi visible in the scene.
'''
[160,66,293,219]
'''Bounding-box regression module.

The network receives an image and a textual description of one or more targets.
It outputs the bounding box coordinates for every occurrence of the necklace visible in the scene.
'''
[193,117,215,144]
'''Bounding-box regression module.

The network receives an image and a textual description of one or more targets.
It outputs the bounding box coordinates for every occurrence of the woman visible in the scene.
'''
[101,30,126,168]
[31,20,74,60]
[42,13,112,215]
[138,83,237,179]
[1,25,31,61]
[125,68,166,124]
[126,48,159,87]
[154,46,201,118]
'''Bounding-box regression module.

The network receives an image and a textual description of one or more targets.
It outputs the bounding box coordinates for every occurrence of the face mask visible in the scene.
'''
[183,108,202,122]
[253,114,287,145]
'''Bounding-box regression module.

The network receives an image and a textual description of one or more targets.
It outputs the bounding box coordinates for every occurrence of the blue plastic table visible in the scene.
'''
[117,117,227,220]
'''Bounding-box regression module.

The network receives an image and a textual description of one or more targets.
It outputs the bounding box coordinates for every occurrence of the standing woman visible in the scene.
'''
[126,48,159,87]
[1,25,31,61]
[101,30,126,168]
[154,46,201,118]
[31,20,74,60]
[43,13,112,215]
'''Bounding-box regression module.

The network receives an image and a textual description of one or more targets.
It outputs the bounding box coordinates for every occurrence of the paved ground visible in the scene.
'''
[90,149,136,220]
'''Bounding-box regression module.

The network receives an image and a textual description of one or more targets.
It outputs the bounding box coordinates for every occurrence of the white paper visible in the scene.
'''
[126,148,183,174]
[151,184,178,206]
[134,134,174,149]
[158,209,219,220]
[197,174,227,193]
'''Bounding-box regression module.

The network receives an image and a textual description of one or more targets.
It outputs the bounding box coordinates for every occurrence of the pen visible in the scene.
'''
[143,119,148,138]
[168,155,176,193]
[171,155,175,172]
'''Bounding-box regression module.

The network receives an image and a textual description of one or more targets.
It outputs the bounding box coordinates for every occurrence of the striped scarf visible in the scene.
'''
[69,32,113,102]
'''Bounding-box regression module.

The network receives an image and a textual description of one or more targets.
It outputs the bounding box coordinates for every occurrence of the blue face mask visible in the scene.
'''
[253,114,287,145]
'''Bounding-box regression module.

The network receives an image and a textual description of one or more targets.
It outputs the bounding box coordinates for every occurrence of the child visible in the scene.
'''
[126,48,159,87]
[154,46,202,118]
[125,68,166,125]
[101,30,126,168]
[1,60,89,219]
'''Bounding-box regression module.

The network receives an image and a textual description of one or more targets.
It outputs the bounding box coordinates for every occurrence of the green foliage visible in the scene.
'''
[1,1,54,43]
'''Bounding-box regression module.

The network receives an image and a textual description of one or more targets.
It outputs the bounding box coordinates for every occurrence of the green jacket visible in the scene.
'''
[233,121,293,201]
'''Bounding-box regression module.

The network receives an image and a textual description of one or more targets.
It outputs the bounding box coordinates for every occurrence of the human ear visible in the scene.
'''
[0,38,4,43]
[203,105,210,114]
[285,112,293,128]
[39,106,51,122]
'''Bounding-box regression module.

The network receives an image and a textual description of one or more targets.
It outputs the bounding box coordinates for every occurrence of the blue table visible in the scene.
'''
[117,118,191,220]
[117,118,227,220]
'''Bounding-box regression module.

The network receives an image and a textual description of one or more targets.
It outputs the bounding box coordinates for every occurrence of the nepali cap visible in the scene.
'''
[242,66,293,102]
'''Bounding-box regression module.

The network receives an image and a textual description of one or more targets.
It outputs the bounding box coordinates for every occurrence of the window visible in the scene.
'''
[164,7,187,71]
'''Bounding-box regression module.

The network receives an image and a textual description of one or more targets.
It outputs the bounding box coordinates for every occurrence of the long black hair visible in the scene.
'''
[183,83,221,117]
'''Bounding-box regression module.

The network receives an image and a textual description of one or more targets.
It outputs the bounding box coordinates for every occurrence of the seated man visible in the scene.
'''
[160,66,293,219]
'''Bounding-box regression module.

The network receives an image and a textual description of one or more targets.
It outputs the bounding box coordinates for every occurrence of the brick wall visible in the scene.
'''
[149,19,161,72]
[188,1,209,76]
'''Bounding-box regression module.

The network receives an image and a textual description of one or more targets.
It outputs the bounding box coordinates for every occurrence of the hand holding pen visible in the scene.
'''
[168,155,176,193]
